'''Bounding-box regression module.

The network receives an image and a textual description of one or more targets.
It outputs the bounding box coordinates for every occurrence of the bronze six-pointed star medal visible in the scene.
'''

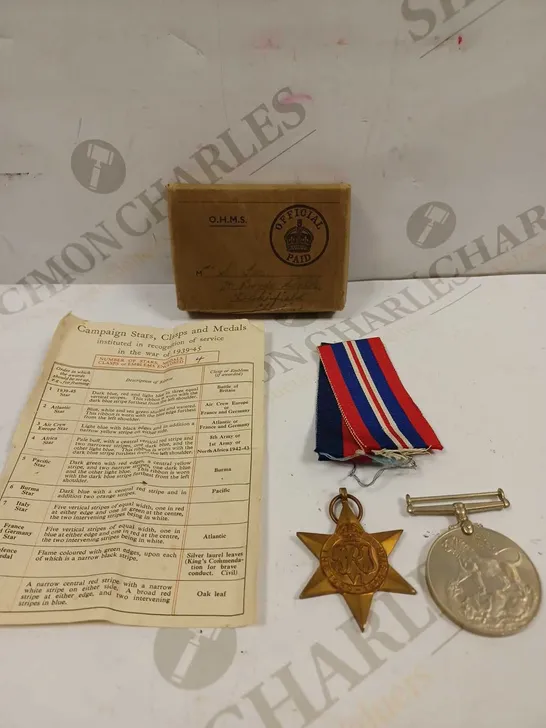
[297,488,416,631]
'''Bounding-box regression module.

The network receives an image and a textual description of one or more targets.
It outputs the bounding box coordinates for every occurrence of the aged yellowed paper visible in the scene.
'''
[0,314,264,626]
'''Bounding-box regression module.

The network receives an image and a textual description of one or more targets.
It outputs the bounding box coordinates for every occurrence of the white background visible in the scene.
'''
[2,0,546,286]
[0,275,544,727]
[2,2,546,721]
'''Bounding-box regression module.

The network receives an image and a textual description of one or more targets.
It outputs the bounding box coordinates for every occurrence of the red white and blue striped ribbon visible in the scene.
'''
[315,338,442,461]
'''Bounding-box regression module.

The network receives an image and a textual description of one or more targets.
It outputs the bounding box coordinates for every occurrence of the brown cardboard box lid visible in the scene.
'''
[168,183,351,314]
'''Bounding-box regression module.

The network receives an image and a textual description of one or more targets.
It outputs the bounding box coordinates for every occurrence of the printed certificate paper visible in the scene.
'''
[0,315,264,627]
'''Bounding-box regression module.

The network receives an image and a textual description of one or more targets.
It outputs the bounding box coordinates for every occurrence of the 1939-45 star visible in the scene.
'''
[297,489,416,631]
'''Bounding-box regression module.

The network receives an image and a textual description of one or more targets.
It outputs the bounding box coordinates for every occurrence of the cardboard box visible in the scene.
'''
[168,184,350,314]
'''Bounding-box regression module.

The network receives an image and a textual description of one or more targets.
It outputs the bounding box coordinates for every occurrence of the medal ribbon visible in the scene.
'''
[315,338,442,461]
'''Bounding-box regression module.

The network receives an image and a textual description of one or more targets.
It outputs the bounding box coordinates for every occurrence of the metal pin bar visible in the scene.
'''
[407,489,507,504]
[406,488,510,516]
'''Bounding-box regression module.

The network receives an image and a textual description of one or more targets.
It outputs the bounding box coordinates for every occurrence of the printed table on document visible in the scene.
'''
[0,352,254,617]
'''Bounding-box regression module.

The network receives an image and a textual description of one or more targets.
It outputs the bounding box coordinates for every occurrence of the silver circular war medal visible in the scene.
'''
[407,490,541,637]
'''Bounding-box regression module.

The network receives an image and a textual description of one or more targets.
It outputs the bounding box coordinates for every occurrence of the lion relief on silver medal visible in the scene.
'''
[427,524,541,636]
